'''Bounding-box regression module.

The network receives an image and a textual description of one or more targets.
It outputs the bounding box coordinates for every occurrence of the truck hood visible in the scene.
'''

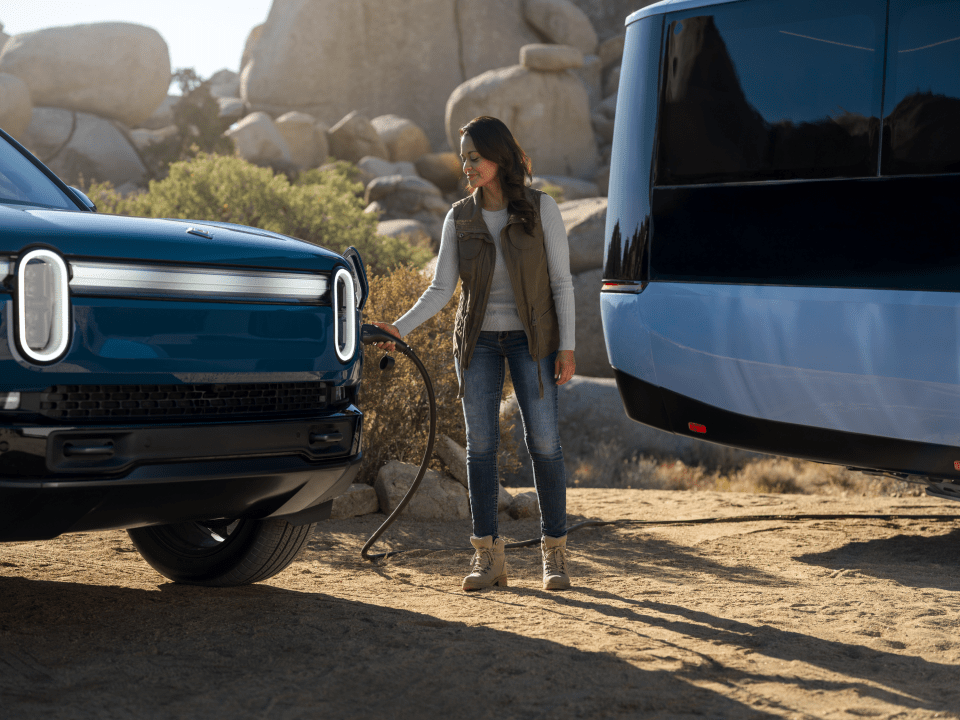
[0,205,343,272]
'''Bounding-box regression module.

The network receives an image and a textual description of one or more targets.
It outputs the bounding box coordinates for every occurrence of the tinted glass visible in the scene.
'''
[603,15,663,281]
[656,0,885,185]
[0,135,76,210]
[882,0,960,175]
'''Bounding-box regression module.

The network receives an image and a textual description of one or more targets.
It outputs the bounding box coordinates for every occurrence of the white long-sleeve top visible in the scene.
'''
[393,193,575,351]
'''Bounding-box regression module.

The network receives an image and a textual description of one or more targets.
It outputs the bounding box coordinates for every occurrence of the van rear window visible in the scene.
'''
[656,0,885,185]
[882,0,960,175]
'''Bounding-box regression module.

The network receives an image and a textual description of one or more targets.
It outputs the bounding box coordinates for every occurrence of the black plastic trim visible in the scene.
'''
[613,368,960,481]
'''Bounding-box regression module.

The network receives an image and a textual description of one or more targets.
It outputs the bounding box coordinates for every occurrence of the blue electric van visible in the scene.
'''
[601,0,960,501]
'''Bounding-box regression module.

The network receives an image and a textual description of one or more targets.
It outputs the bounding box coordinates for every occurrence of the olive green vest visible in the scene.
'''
[452,187,560,399]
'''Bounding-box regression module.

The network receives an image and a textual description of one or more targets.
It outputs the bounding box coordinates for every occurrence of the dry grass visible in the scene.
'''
[567,440,924,498]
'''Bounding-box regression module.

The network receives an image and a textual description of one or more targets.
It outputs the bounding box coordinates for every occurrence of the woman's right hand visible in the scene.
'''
[372,322,401,352]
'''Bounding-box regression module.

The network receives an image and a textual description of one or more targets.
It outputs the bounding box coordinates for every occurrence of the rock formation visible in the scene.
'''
[446,45,599,178]
[0,23,170,128]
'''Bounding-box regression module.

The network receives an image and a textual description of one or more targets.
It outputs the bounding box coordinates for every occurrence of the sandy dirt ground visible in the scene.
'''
[2,488,960,720]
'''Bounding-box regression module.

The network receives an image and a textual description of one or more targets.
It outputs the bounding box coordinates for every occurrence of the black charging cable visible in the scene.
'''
[358,324,438,562]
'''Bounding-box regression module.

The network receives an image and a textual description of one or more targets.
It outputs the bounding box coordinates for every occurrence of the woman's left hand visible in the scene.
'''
[555,350,576,386]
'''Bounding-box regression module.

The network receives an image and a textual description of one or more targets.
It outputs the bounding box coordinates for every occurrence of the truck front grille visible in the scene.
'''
[20,382,340,422]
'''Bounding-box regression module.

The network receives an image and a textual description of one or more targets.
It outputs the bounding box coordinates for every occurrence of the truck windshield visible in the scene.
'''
[0,136,76,211]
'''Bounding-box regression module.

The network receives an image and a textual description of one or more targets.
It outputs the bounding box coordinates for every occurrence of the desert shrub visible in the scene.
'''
[84,153,431,275]
[357,265,519,484]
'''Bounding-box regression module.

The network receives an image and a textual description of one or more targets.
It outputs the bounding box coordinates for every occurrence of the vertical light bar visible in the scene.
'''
[16,248,70,363]
[333,267,356,361]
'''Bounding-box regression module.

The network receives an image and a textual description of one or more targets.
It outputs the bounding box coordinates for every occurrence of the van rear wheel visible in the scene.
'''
[127,517,314,586]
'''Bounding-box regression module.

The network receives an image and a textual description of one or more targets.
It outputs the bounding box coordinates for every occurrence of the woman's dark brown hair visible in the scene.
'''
[459,116,537,235]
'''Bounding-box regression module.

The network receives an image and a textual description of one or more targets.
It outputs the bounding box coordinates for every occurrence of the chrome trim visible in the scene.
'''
[333,268,357,361]
[17,248,70,363]
[186,227,213,239]
[69,261,329,302]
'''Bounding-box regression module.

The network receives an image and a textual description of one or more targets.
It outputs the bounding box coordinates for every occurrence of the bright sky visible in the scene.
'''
[1,0,274,85]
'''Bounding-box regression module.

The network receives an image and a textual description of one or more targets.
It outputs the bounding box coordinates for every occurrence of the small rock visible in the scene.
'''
[207,68,240,99]
[129,125,178,151]
[357,156,418,184]
[374,460,470,520]
[371,114,431,163]
[520,44,584,72]
[377,218,432,248]
[224,111,292,166]
[275,110,322,169]
[328,110,388,163]
[216,97,244,120]
[415,152,463,192]
[330,483,379,519]
[509,491,540,520]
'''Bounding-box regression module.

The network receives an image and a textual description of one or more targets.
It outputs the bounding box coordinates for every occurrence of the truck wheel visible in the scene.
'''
[127,517,314,586]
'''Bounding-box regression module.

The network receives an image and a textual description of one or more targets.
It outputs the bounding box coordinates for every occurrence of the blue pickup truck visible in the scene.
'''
[0,127,367,584]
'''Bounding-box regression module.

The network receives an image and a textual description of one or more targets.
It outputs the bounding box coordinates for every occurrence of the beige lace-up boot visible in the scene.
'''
[462,535,508,591]
[541,534,571,590]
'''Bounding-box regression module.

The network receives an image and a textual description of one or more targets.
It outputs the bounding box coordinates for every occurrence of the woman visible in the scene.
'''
[373,116,576,591]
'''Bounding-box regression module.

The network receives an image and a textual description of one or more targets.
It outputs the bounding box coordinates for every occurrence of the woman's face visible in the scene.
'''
[460,134,499,191]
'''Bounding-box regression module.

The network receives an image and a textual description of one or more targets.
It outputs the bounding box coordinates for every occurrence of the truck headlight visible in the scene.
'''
[333,267,356,362]
[16,248,70,363]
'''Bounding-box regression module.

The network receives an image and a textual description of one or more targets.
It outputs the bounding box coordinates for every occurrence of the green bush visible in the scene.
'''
[357,265,519,485]
[85,153,431,275]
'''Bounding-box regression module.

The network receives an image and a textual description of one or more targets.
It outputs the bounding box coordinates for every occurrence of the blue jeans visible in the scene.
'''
[456,330,567,539]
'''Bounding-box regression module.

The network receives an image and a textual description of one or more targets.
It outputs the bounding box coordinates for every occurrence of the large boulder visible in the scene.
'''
[560,197,607,274]
[224,111,292,167]
[22,107,146,189]
[572,267,610,377]
[240,0,540,150]
[446,61,599,179]
[523,0,599,55]
[374,460,470,520]
[371,114,431,163]
[0,23,170,128]
[328,111,388,163]
[0,73,32,140]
